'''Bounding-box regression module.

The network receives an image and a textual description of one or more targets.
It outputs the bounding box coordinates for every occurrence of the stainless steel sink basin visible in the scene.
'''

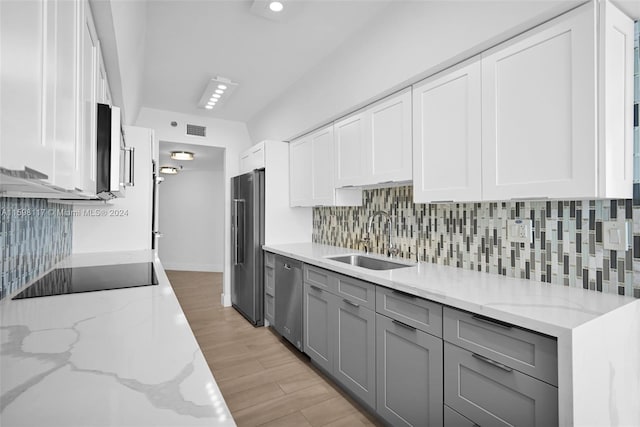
[327,255,413,270]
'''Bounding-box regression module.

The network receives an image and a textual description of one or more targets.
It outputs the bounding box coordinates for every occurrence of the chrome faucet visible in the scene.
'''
[366,210,399,257]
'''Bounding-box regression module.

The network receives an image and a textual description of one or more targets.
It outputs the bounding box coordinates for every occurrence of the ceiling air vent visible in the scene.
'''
[186,124,206,137]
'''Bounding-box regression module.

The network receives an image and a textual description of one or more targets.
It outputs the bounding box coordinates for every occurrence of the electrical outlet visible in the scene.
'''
[329,215,338,227]
[603,221,631,251]
[508,219,532,244]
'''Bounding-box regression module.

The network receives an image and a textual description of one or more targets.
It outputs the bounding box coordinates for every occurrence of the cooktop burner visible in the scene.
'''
[12,262,158,300]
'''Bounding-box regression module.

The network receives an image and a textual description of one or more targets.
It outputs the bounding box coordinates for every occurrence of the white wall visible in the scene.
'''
[158,168,224,271]
[136,107,252,306]
[247,0,582,142]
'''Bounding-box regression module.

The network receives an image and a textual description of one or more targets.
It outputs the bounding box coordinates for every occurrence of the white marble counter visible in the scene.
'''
[0,250,235,427]
[264,242,640,426]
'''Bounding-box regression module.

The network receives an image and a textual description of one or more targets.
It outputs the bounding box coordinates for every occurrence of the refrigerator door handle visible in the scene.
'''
[233,199,245,265]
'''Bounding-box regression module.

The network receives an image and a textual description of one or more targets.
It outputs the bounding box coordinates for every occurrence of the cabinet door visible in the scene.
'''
[310,126,335,205]
[77,0,98,194]
[289,137,313,206]
[0,0,53,179]
[334,111,367,187]
[52,0,80,190]
[413,59,482,202]
[376,314,443,427]
[334,299,376,409]
[303,283,334,373]
[444,342,558,427]
[481,5,595,200]
[369,89,412,184]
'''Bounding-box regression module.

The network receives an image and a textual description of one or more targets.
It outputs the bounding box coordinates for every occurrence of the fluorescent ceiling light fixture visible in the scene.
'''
[170,151,194,161]
[269,1,283,12]
[197,76,238,110]
[160,166,179,175]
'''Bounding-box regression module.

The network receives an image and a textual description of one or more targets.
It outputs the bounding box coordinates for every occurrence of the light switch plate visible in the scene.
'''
[508,219,532,244]
[603,221,631,251]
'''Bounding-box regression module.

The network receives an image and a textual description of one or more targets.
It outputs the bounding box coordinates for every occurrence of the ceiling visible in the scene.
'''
[141,0,393,123]
[158,141,225,173]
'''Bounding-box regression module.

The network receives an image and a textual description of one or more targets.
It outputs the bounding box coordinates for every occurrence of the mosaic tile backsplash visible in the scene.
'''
[313,186,640,298]
[1,198,73,300]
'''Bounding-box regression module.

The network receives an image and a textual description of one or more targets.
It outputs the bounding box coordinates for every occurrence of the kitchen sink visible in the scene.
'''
[326,254,414,271]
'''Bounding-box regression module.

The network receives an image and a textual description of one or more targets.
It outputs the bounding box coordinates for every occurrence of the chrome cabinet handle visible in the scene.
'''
[124,147,135,186]
[343,299,359,308]
[471,314,512,330]
[472,353,513,372]
[392,319,416,330]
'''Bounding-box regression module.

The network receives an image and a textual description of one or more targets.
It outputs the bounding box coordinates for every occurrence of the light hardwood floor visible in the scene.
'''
[167,270,383,427]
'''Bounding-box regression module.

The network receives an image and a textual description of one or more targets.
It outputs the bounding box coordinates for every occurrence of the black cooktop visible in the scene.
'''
[13,263,158,300]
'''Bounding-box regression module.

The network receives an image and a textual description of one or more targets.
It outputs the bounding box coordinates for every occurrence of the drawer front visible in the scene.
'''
[265,293,275,325]
[304,265,336,292]
[265,251,275,268]
[444,343,558,427]
[265,265,275,296]
[335,273,375,310]
[444,405,477,427]
[443,307,558,386]
[376,287,442,337]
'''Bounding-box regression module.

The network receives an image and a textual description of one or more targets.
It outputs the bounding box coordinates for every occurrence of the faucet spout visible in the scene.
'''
[366,211,397,257]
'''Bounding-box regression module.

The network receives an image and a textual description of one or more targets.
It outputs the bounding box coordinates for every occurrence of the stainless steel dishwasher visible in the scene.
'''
[274,255,303,351]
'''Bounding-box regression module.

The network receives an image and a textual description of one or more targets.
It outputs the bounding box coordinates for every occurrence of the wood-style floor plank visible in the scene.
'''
[167,270,382,427]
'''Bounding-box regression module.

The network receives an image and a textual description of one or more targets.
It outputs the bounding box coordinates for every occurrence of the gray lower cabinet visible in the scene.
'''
[303,283,335,373]
[444,342,558,427]
[264,252,275,325]
[334,298,376,409]
[376,314,443,426]
[444,405,477,427]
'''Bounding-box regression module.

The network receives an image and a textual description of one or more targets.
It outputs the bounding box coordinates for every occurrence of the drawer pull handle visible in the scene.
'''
[343,299,360,308]
[310,285,322,292]
[391,289,415,300]
[284,264,291,270]
[471,314,513,329]
[392,319,416,330]
[472,353,513,372]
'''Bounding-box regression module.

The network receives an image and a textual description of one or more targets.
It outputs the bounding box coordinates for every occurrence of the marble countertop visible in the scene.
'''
[263,242,639,337]
[0,250,235,427]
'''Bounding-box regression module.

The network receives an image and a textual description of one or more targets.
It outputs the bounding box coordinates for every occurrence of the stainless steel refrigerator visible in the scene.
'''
[230,170,264,326]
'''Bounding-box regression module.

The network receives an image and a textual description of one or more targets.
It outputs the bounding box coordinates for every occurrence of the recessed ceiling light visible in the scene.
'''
[269,1,283,12]
[160,166,178,175]
[205,105,214,109]
[197,76,238,110]
[170,151,194,161]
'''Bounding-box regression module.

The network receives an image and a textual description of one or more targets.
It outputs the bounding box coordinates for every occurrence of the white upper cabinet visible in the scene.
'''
[0,0,105,198]
[413,58,482,203]
[310,126,335,205]
[289,136,313,206]
[599,0,634,198]
[334,89,412,188]
[77,0,99,196]
[290,126,362,207]
[369,89,412,184]
[0,0,53,180]
[334,111,367,187]
[239,141,265,174]
[481,1,633,200]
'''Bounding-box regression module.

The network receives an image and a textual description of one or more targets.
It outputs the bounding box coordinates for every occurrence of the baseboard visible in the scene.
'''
[161,262,223,272]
